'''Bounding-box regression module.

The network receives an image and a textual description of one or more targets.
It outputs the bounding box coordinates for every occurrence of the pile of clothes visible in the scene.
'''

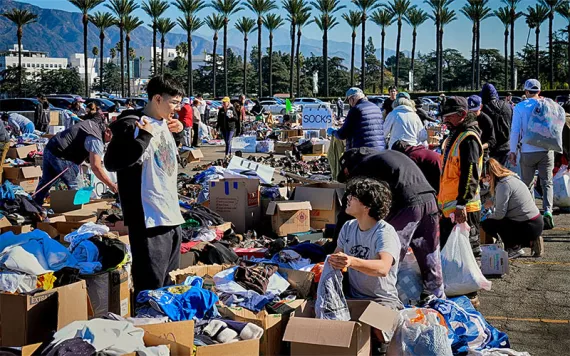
[177,173,202,202]
[194,319,263,346]
[0,181,46,225]
[96,205,123,225]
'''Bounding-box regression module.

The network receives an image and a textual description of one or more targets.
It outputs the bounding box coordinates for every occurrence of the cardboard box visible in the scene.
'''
[266,201,312,236]
[1,225,32,234]
[50,190,85,213]
[47,125,65,135]
[312,143,327,155]
[274,141,295,154]
[49,111,60,126]
[61,208,98,223]
[232,136,257,153]
[8,178,39,193]
[170,264,233,286]
[0,216,11,229]
[6,144,37,159]
[283,300,398,356]
[181,148,204,163]
[301,154,322,161]
[210,179,261,234]
[0,280,88,347]
[3,166,42,181]
[36,219,88,238]
[293,183,345,229]
[480,244,509,276]
[281,129,303,140]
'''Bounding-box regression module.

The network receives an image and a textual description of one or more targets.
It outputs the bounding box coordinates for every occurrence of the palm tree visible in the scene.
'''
[1,9,38,95]
[68,0,105,98]
[263,13,284,95]
[501,0,522,90]
[371,9,394,94]
[383,0,413,89]
[123,15,143,97]
[352,0,380,90]
[235,17,256,96]
[283,0,303,98]
[405,7,428,91]
[106,0,139,97]
[461,2,479,90]
[556,2,570,87]
[495,6,511,90]
[439,7,456,90]
[540,0,565,89]
[210,0,243,97]
[174,0,206,97]
[425,0,455,91]
[156,18,176,77]
[90,12,116,96]
[205,14,225,98]
[526,5,549,80]
[312,0,346,97]
[461,1,491,89]
[296,9,313,97]
[342,10,362,88]
[475,1,492,88]
[142,0,169,77]
[245,0,277,98]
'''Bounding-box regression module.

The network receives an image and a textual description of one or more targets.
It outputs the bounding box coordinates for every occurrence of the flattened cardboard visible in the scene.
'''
[196,338,259,356]
[266,201,312,236]
[277,267,314,299]
[210,179,261,234]
[49,111,60,126]
[293,183,345,229]
[0,280,88,347]
[140,320,194,348]
[6,144,37,159]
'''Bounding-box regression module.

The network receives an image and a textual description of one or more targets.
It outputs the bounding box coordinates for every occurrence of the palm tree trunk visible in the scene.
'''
[439,28,444,90]
[361,15,366,90]
[17,30,22,96]
[504,29,509,90]
[296,29,302,97]
[188,30,192,96]
[549,14,553,88]
[213,36,218,98]
[350,31,356,88]
[100,32,105,94]
[324,28,328,97]
[83,15,89,97]
[223,21,228,96]
[289,23,296,98]
[510,15,515,89]
[471,24,475,90]
[395,20,401,89]
[153,25,157,76]
[269,33,274,96]
[120,25,125,97]
[381,29,385,93]
[243,36,248,96]
[258,18,263,97]
[435,20,440,91]
[126,36,131,98]
[476,20,481,88]
[534,26,540,79]
[411,29,416,90]
[161,37,165,77]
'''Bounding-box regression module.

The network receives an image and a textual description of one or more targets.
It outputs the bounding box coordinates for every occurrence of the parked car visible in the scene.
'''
[367,96,386,108]
[555,95,569,105]
[84,98,116,113]
[260,100,296,115]
[46,94,83,101]
[417,96,440,112]
[499,96,523,104]
[293,97,327,110]
[46,97,74,110]
[125,97,148,108]
[0,98,59,112]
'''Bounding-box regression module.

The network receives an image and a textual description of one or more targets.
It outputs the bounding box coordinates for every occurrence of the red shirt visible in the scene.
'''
[178,103,193,127]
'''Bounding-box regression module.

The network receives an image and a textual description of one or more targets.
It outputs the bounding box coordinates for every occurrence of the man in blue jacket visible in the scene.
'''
[328,88,386,151]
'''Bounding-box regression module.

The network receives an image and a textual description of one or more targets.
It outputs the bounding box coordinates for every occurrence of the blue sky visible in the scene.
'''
[18,0,569,56]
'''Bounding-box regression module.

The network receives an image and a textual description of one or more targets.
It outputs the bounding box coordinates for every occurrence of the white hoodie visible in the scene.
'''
[384,104,427,149]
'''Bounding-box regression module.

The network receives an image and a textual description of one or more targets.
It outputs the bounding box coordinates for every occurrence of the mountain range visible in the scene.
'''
[0,0,402,67]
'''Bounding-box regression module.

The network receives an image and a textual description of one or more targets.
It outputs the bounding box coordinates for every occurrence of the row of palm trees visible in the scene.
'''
[4,0,570,99]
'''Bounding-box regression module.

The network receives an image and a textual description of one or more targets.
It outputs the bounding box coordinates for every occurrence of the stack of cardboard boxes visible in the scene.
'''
[3,144,42,193]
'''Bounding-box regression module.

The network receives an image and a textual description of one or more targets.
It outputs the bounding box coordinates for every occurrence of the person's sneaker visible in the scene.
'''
[531,236,544,257]
[507,246,525,259]
[543,211,554,230]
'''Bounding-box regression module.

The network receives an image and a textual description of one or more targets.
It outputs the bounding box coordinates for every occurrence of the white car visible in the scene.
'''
[260,100,289,115]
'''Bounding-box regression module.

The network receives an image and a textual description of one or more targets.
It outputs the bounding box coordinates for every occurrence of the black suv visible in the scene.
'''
[0,98,58,112]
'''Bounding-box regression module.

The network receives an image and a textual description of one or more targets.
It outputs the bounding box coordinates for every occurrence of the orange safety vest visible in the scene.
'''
[438,130,483,218]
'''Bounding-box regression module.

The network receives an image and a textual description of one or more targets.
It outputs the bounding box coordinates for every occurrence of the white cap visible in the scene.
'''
[182,97,190,104]
[524,79,541,92]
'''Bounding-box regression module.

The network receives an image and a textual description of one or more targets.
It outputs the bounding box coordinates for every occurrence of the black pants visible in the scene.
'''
[440,210,481,254]
[129,224,182,297]
[491,150,510,166]
[482,216,543,249]
[192,123,200,147]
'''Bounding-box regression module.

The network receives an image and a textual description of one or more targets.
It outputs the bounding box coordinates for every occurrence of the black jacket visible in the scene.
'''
[482,99,512,154]
[104,109,153,228]
[217,105,239,133]
[476,111,496,153]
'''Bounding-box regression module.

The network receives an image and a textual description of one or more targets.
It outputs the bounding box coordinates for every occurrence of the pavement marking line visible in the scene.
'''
[514,261,570,266]
[486,316,569,324]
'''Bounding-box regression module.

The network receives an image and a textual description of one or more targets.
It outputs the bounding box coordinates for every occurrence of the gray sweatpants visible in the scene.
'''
[520,151,554,213]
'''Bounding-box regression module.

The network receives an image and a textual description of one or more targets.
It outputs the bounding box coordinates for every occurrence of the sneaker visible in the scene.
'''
[531,236,544,257]
[543,212,554,230]
[507,246,525,259]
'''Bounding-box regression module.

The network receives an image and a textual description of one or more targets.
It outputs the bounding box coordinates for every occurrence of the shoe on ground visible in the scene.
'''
[507,246,525,259]
[531,236,544,257]
[543,212,554,230]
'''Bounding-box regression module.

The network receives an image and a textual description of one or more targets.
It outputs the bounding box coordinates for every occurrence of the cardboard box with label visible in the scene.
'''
[283,300,398,356]
[5,165,42,193]
[6,144,37,159]
[480,244,509,276]
[0,280,89,347]
[292,183,345,229]
[266,201,312,236]
[209,179,261,234]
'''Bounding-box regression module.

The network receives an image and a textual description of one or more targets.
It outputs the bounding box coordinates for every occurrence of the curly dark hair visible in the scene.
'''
[346,177,392,221]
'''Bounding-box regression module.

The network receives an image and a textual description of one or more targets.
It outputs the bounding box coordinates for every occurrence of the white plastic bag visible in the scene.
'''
[441,223,492,296]
[397,248,422,305]
[553,165,570,207]
[387,308,453,356]
[522,97,565,152]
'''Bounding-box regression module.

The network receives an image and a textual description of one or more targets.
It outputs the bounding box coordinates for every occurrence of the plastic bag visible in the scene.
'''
[315,257,350,321]
[441,223,492,296]
[397,248,422,306]
[522,98,565,152]
[553,165,570,207]
[387,308,453,356]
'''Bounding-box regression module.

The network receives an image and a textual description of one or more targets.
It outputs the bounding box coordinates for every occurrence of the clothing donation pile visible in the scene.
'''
[0,181,45,225]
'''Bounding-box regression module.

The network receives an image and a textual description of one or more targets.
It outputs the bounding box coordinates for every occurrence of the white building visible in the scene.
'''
[133,46,208,79]
[0,44,68,77]
[69,53,99,88]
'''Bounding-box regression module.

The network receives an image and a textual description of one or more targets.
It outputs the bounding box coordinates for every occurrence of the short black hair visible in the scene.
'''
[146,75,184,99]
[388,86,397,91]
[346,177,392,221]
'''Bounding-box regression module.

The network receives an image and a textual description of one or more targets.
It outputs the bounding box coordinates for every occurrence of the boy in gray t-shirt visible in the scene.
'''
[330,177,403,311]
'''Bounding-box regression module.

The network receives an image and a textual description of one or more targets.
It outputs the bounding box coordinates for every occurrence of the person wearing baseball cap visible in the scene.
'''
[438,96,484,257]
[383,92,427,149]
[468,95,496,163]
[509,79,555,230]
[327,87,385,151]
[217,96,239,157]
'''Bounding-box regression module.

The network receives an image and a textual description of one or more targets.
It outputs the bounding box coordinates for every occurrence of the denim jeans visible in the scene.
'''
[33,148,80,204]
[223,130,235,155]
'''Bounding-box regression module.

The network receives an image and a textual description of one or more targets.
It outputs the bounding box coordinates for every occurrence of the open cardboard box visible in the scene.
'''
[266,201,312,236]
[292,183,345,229]
[283,300,399,356]
[6,144,37,159]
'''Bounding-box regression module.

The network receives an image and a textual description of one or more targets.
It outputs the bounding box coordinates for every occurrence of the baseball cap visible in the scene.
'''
[346,87,363,98]
[524,79,541,92]
[396,92,411,100]
[222,97,230,103]
[75,97,85,103]
[441,96,468,116]
[182,97,190,105]
[467,95,482,111]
